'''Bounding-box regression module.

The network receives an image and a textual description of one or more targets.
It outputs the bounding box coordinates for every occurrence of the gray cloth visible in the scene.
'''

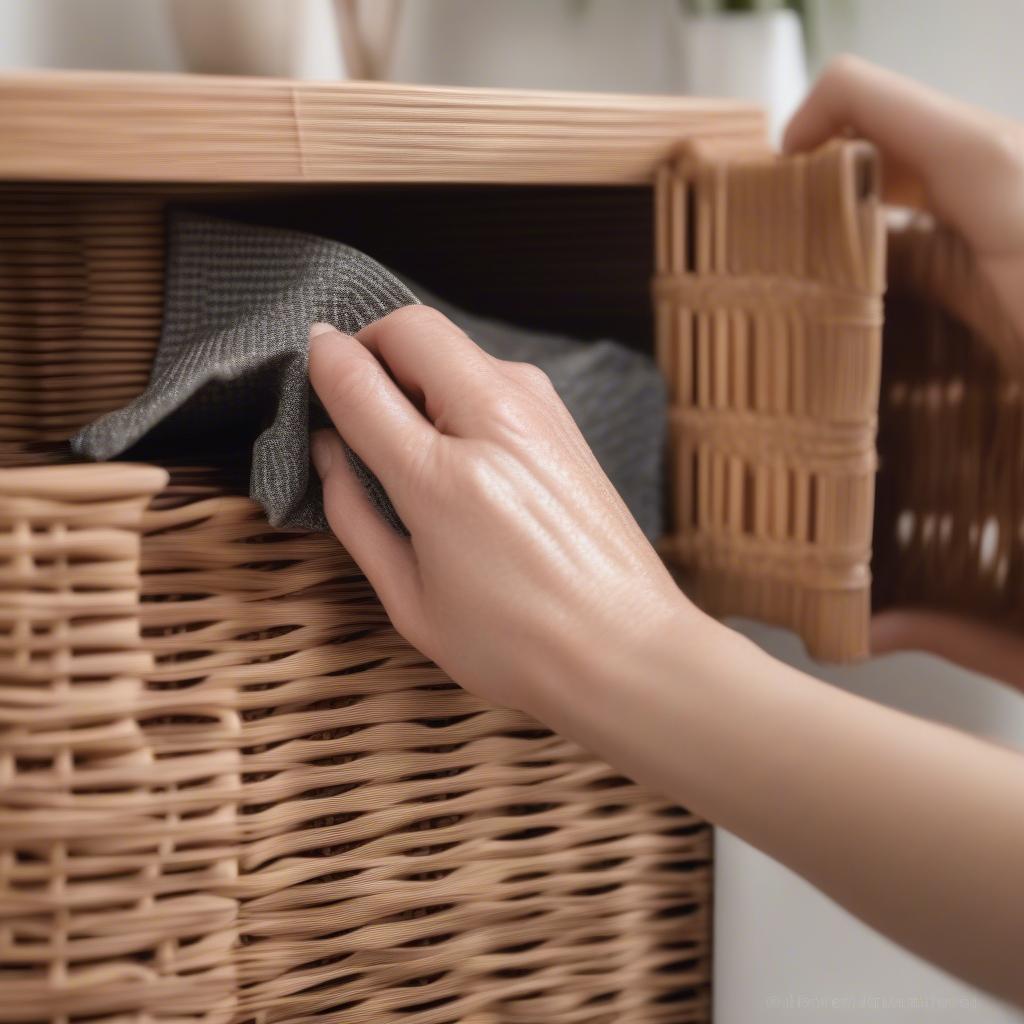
[72,211,665,539]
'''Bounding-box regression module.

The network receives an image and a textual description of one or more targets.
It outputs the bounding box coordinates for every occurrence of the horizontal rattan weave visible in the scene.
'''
[0,452,711,1024]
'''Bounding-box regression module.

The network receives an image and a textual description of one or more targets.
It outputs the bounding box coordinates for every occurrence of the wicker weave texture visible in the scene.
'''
[654,140,887,661]
[0,170,715,1018]
[0,457,710,1023]
[0,189,165,441]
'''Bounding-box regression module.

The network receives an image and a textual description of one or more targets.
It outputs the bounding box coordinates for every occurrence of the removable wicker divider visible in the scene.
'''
[654,140,887,661]
[874,217,1024,627]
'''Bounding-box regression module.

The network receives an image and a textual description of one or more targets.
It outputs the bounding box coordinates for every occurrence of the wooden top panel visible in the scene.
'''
[0,71,766,185]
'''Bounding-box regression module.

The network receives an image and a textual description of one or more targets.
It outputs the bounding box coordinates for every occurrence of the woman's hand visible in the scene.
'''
[309,310,1024,1006]
[308,308,695,714]
[785,54,1024,347]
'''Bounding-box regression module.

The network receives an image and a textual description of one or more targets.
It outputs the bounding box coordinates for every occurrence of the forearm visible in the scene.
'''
[529,607,1024,1005]
[309,308,1024,1004]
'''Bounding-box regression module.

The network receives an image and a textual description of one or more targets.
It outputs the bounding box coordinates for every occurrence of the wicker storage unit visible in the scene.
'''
[8,70,1016,1024]
[0,73,771,1024]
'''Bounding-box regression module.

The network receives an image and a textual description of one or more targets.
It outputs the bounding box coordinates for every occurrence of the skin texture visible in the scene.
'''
[309,60,1024,1006]
[785,55,1024,689]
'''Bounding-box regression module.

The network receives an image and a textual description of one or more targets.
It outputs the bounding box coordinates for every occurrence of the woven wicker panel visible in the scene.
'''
[0,463,233,1022]
[654,140,887,661]
[874,218,1024,626]
[0,452,711,1023]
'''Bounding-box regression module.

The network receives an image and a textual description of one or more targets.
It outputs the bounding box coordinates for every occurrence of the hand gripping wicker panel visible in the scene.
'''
[654,140,886,661]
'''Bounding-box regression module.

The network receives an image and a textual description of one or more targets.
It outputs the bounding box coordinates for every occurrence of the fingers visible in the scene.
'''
[785,56,965,160]
[311,428,423,638]
[783,56,1002,217]
[309,323,436,508]
[355,306,501,434]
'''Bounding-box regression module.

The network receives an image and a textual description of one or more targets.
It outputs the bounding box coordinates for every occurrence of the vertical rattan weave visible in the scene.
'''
[654,140,887,661]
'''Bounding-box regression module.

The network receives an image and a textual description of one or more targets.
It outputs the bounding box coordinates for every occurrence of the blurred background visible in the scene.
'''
[2,2,1021,1021]
[3,0,1024,137]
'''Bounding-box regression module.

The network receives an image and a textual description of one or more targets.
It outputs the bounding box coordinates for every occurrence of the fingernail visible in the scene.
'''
[310,430,333,478]
[310,322,338,339]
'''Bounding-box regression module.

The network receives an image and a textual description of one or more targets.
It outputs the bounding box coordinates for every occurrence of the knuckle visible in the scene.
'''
[378,303,457,337]
[508,361,555,393]
[323,354,379,412]
[987,127,1024,182]
[823,53,865,87]
[481,390,531,435]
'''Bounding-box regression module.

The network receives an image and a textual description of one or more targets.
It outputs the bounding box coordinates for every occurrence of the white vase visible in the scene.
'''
[674,9,808,145]
[167,0,344,79]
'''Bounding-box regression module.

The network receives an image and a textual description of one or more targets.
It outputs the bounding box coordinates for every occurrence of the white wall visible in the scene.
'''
[810,0,1024,120]
[0,0,180,72]
[1,2,1022,1021]
[0,0,346,79]
[717,623,1024,1023]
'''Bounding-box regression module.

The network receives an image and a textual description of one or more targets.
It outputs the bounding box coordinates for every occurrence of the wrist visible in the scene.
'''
[524,586,716,728]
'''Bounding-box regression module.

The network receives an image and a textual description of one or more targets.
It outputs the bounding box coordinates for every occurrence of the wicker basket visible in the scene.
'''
[1,455,711,1023]
[0,73,770,1024]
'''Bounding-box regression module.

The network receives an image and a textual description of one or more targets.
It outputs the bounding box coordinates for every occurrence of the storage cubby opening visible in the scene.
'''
[0,182,656,474]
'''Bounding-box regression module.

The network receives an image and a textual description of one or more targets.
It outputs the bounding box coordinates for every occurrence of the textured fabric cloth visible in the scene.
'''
[73,210,665,538]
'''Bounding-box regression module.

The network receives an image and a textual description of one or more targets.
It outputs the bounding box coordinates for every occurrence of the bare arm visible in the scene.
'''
[309,309,1024,1005]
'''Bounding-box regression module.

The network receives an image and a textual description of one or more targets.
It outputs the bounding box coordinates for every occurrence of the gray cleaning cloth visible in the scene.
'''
[72,211,665,539]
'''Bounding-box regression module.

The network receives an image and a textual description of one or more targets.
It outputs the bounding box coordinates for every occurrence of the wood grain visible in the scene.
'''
[0,70,766,185]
